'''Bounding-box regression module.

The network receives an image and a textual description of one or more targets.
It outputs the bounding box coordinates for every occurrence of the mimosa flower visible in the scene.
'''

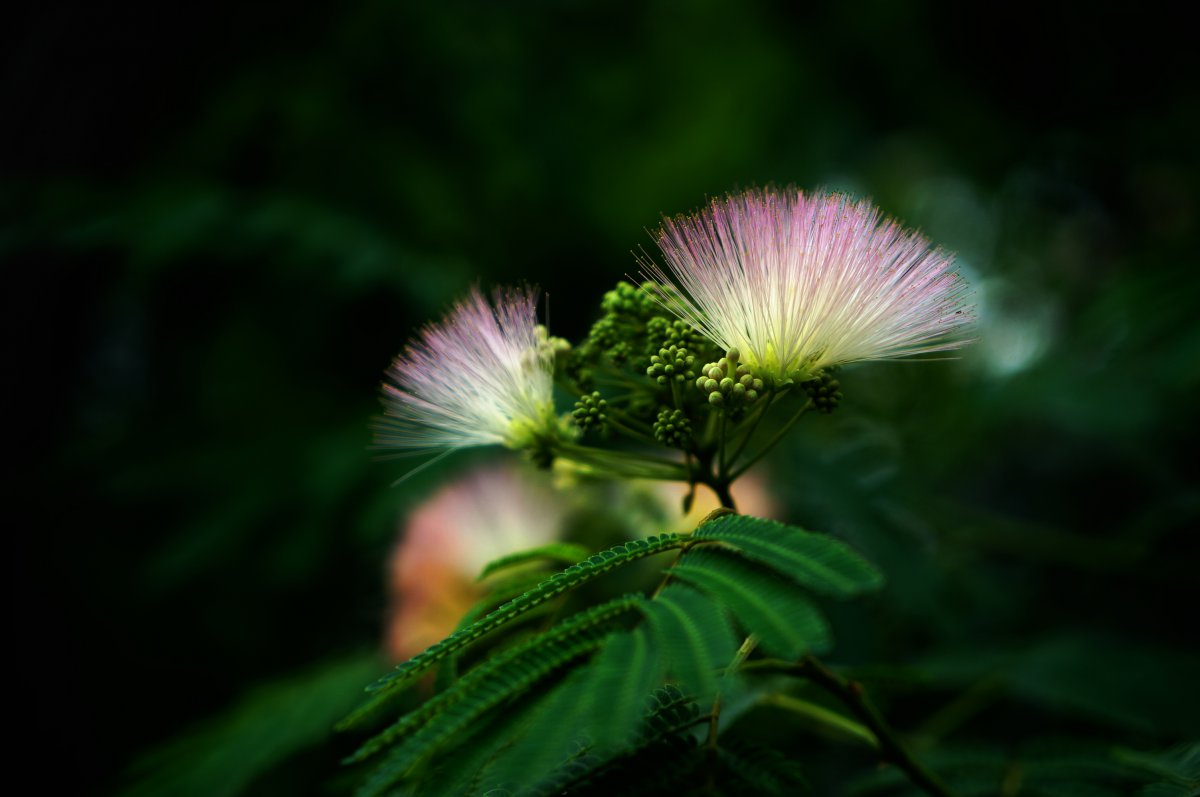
[640,188,974,382]
[378,286,558,453]
[385,464,565,662]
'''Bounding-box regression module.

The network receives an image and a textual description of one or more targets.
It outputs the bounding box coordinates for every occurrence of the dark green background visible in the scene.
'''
[6,1,1197,794]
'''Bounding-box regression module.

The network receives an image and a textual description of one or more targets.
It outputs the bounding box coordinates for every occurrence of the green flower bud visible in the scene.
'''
[801,369,844,414]
[653,408,693,448]
[695,348,766,413]
[571,391,610,432]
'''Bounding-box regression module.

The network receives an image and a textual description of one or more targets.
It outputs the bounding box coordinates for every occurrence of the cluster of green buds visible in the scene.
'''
[801,370,843,414]
[571,391,608,432]
[645,316,710,356]
[696,349,764,410]
[570,282,665,376]
[653,408,692,448]
[646,344,697,385]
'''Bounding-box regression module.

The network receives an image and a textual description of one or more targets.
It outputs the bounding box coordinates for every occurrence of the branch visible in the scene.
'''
[743,656,956,797]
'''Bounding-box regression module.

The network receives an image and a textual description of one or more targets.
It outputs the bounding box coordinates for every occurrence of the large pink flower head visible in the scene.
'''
[378,285,558,453]
[640,188,974,382]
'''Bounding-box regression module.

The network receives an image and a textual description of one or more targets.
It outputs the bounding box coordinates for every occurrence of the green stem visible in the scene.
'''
[601,400,656,434]
[705,478,736,511]
[727,398,812,480]
[723,389,777,471]
[591,366,650,391]
[717,412,729,480]
[605,415,661,447]
[706,634,760,751]
[913,675,1007,748]
[760,693,879,748]
[557,443,688,480]
[742,657,956,797]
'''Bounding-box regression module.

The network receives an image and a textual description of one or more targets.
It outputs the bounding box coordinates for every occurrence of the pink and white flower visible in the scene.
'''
[640,188,974,382]
[378,286,557,452]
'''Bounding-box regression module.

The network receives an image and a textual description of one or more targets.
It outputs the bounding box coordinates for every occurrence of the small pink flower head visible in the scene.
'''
[640,188,975,382]
[378,285,558,453]
[385,463,566,662]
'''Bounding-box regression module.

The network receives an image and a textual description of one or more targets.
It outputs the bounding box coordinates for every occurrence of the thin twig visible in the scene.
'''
[706,634,760,749]
[723,390,774,472]
[727,398,812,480]
[759,693,878,748]
[742,657,956,797]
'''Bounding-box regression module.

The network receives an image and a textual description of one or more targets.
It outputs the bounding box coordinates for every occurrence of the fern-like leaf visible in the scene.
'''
[671,547,832,658]
[470,587,732,796]
[476,635,679,794]
[431,568,561,694]
[472,587,737,794]
[581,626,662,750]
[694,514,882,598]
[407,681,555,797]
[471,664,596,796]
[642,584,738,705]
[354,627,610,797]
[536,686,703,797]
[717,741,811,795]
[344,514,887,797]
[350,534,685,708]
[558,736,706,797]
[349,596,642,767]
[477,543,594,581]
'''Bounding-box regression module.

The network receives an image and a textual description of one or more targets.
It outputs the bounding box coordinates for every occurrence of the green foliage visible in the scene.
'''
[348,597,642,764]
[351,534,686,704]
[536,686,703,796]
[476,543,595,581]
[671,548,832,658]
[125,654,382,797]
[354,627,610,797]
[692,514,884,598]
[716,741,811,795]
[515,686,709,797]
[899,634,1200,737]
[642,584,738,705]
[847,741,1200,797]
[420,594,711,795]
[1116,742,1200,796]
[342,516,885,795]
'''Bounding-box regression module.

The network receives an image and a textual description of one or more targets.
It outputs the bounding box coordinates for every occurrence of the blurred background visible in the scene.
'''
[6,0,1198,794]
